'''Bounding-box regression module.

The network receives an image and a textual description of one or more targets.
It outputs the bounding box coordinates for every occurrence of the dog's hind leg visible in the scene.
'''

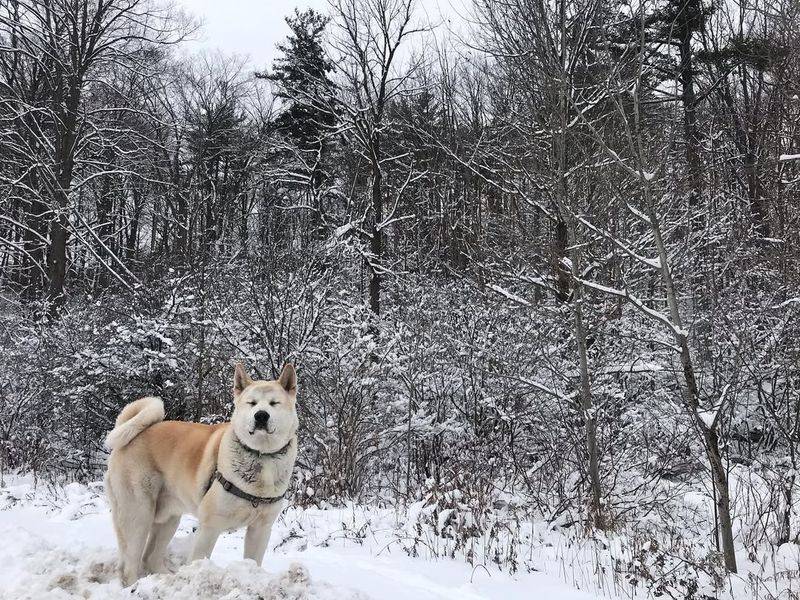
[106,475,130,578]
[115,494,155,586]
[143,515,180,574]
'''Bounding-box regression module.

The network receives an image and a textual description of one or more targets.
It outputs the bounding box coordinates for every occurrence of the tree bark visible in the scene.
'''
[570,236,605,529]
[368,135,382,317]
[677,0,703,231]
[47,115,78,312]
[744,151,769,237]
[555,13,604,525]
[646,188,738,572]
[553,216,570,301]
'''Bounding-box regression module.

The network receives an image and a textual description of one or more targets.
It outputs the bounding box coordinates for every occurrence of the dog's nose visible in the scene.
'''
[253,410,270,427]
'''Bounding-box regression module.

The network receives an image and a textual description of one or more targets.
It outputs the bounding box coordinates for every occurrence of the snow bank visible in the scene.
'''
[0,478,366,599]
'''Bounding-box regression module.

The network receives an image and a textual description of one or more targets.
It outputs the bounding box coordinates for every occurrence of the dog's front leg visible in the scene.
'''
[243,518,273,566]
[190,525,222,561]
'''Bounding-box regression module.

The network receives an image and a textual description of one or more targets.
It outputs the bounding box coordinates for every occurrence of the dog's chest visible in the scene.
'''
[230,449,292,494]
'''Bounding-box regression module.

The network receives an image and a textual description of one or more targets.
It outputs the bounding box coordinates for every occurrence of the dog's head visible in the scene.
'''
[230,363,299,452]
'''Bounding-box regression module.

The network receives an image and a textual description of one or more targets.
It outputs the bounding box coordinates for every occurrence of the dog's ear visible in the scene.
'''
[278,363,297,394]
[233,363,252,396]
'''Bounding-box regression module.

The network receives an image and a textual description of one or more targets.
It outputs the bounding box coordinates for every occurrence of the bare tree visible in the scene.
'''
[561,9,740,567]
[328,0,423,317]
[474,0,609,529]
[0,0,187,313]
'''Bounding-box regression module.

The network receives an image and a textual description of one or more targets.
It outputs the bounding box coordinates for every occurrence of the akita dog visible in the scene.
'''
[104,363,299,586]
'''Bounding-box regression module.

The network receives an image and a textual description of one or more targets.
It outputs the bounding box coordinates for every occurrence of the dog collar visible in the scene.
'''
[212,471,285,507]
[235,435,294,459]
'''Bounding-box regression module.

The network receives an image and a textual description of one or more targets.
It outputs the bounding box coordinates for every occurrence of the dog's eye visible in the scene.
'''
[269,401,279,407]
[248,401,257,407]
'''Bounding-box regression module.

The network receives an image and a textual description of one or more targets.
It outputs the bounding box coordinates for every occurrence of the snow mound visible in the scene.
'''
[132,560,367,600]
[6,539,368,600]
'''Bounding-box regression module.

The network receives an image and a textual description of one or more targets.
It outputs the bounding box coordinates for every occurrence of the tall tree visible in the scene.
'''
[262,9,335,197]
[329,0,422,318]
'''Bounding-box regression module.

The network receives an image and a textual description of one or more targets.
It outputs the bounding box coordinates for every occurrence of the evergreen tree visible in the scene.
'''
[261,9,336,193]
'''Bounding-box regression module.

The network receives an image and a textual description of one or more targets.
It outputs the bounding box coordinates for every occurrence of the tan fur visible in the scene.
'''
[105,364,299,586]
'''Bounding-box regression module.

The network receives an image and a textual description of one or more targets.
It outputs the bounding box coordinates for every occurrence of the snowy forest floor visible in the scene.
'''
[1,475,799,599]
[0,476,596,600]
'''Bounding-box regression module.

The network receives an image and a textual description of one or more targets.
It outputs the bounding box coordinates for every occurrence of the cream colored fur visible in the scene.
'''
[104,397,165,450]
[104,364,299,586]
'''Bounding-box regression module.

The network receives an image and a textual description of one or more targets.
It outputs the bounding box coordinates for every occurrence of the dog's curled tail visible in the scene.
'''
[105,397,165,450]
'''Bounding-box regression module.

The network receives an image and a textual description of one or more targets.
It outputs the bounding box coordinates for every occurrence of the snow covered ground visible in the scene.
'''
[0,477,602,599]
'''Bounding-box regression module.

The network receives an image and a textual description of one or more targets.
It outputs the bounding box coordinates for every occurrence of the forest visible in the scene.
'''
[1,0,799,597]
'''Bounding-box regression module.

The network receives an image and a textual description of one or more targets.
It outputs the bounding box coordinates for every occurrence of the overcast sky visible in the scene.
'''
[177,0,463,69]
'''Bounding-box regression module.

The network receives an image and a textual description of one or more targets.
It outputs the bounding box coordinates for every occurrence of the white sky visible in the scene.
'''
[177,0,465,69]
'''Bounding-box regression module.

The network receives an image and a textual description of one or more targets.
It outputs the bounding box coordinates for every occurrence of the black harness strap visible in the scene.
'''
[203,437,295,507]
[212,471,286,507]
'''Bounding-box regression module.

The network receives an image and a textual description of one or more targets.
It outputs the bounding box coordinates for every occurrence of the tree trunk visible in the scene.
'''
[704,426,737,571]
[678,3,703,231]
[570,237,604,529]
[555,19,604,525]
[647,186,738,572]
[127,188,142,260]
[368,136,382,317]
[780,470,794,544]
[46,68,81,314]
[744,151,769,237]
[95,157,114,287]
[46,200,69,312]
[553,215,570,301]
